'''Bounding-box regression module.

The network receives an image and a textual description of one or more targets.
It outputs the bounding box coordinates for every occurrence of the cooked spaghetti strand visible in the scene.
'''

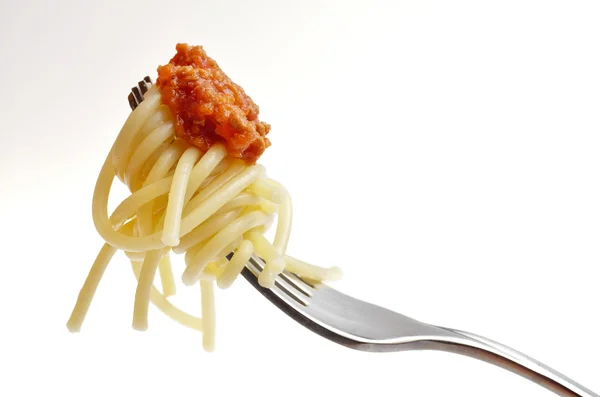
[133,249,162,330]
[162,147,202,246]
[201,280,216,352]
[217,240,254,289]
[66,243,118,332]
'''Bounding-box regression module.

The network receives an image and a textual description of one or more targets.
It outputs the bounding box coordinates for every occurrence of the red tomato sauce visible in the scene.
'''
[156,43,271,163]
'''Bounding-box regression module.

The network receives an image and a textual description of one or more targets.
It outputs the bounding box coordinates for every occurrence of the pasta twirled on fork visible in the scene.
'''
[67,43,341,351]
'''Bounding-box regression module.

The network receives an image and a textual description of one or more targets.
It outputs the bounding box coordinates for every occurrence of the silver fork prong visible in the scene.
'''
[132,85,144,104]
[279,271,313,297]
[138,77,151,95]
[128,76,153,110]
[246,256,310,307]
[127,91,138,110]
[273,279,309,307]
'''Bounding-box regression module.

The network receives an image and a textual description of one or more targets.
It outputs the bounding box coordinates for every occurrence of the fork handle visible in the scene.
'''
[420,327,598,397]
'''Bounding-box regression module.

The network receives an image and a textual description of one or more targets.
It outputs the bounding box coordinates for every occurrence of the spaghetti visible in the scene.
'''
[67,44,341,351]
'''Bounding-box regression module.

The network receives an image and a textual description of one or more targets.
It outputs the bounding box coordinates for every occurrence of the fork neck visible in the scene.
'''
[362,330,597,397]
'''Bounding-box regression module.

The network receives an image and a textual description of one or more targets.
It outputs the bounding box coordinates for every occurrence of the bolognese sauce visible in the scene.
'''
[156,43,271,163]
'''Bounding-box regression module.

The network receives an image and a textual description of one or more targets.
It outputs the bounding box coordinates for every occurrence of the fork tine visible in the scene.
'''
[279,271,313,297]
[128,76,153,111]
[128,92,137,111]
[245,256,310,306]
[132,86,143,105]
[138,79,149,95]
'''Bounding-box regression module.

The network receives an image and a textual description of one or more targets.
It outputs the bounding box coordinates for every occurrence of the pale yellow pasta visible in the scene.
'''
[157,254,176,297]
[146,139,188,184]
[248,179,282,203]
[198,258,228,281]
[184,160,246,211]
[162,147,202,246]
[217,240,254,289]
[183,145,228,204]
[268,180,292,255]
[138,143,182,295]
[68,81,341,352]
[284,255,343,282]
[215,236,243,260]
[66,243,118,332]
[110,176,173,229]
[131,261,203,330]
[112,86,161,180]
[246,231,285,288]
[182,211,271,285]
[125,122,174,188]
[133,249,162,331]
[175,209,242,254]
[200,280,215,352]
[139,105,172,140]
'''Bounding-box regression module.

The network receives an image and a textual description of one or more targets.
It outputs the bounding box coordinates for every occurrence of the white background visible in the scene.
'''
[1,0,598,396]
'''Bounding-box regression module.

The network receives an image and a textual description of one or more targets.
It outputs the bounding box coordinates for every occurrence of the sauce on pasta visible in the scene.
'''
[157,43,271,163]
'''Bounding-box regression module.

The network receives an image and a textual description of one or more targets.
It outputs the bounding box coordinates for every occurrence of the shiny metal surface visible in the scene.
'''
[128,79,597,397]
[242,256,598,397]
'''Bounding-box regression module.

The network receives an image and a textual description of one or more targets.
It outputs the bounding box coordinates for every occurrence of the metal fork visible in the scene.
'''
[129,78,598,397]
[242,257,597,397]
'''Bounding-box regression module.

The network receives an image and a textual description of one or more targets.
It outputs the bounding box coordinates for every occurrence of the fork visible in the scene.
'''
[128,77,598,397]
